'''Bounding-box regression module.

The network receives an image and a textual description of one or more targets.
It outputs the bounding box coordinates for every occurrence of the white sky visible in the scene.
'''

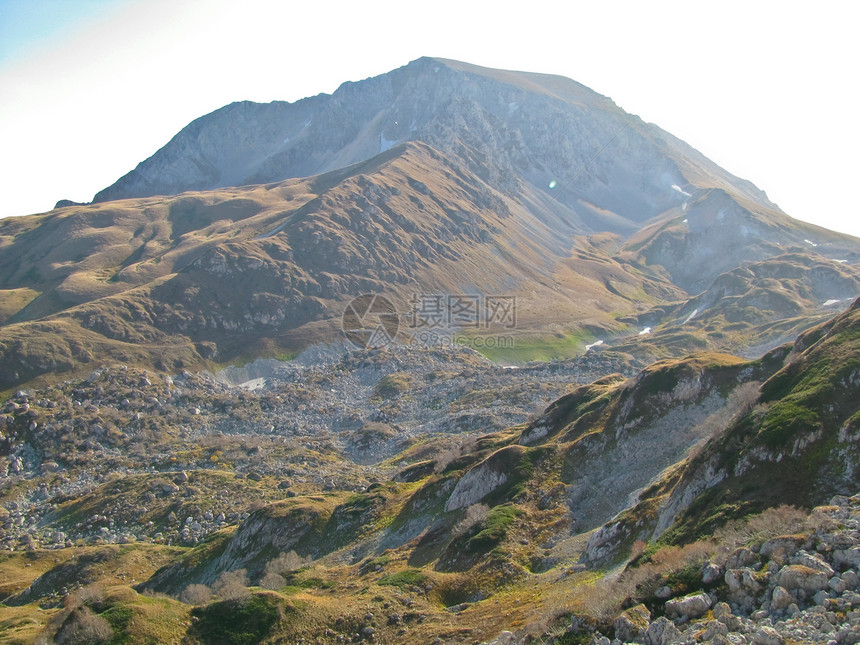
[1,0,858,237]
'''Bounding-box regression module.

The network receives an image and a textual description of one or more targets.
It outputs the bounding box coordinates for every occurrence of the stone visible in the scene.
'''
[791,551,835,577]
[830,576,849,594]
[702,620,729,641]
[491,632,515,645]
[703,563,724,584]
[615,604,650,643]
[713,602,732,619]
[761,535,807,559]
[644,617,681,645]
[654,585,672,599]
[778,565,830,592]
[727,547,759,570]
[752,625,784,645]
[834,548,860,569]
[815,589,833,605]
[726,568,763,596]
[771,586,795,611]
[665,592,712,619]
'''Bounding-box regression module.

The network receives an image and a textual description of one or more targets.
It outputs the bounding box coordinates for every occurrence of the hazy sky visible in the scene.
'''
[1,0,858,237]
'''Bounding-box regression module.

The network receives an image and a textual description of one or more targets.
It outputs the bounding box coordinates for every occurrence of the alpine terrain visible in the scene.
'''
[0,58,859,645]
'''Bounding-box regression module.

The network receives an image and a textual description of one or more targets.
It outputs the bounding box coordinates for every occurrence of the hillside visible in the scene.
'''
[0,141,692,391]
[1,300,858,643]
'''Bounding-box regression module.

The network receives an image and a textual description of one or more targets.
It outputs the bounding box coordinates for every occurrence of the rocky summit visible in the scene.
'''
[0,58,859,645]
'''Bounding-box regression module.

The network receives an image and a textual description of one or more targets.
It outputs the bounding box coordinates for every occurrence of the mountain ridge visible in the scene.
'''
[91,57,777,231]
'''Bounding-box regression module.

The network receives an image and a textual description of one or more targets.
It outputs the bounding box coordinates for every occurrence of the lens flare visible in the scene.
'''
[548,180,557,189]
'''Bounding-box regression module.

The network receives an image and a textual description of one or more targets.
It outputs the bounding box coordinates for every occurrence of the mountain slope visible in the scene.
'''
[0,143,677,390]
[580,297,860,564]
[3,300,859,644]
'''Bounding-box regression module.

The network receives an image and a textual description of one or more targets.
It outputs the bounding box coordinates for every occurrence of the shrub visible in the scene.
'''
[192,594,281,645]
[264,550,310,577]
[66,584,105,611]
[714,504,809,548]
[181,583,213,605]
[466,505,524,552]
[260,572,286,590]
[55,606,114,645]
[214,569,250,602]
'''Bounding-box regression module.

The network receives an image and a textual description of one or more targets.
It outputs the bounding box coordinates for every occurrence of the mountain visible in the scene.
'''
[94,55,860,292]
[1,58,858,391]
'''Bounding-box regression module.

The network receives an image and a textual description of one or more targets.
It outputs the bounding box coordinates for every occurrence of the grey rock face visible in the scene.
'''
[93,58,776,248]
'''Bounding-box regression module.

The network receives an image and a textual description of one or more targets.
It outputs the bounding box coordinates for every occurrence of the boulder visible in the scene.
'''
[777,565,830,592]
[615,604,650,642]
[726,547,759,569]
[771,585,795,610]
[791,551,835,577]
[834,548,860,569]
[725,568,763,595]
[665,592,712,619]
[703,563,724,584]
[644,617,681,645]
[752,626,784,645]
[760,535,807,559]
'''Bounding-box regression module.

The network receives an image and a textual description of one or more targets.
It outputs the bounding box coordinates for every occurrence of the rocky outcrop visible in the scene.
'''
[444,445,527,512]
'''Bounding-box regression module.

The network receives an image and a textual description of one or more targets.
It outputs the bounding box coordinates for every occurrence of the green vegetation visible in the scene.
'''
[378,569,428,588]
[373,372,413,399]
[467,505,525,552]
[191,593,283,645]
[465,331,592,363]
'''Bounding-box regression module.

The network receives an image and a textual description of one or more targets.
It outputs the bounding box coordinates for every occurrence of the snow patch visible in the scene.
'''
[823,299,844,307]
[639,327,651,336]
[804,239,818,247]
[508,101,519,116]
[238,378,266,391]
[682,203,688,211]
[835,259,848,264]
[683,308,698,324]
[379,132,397,153]
[585,340,604,351]
[682,218,688,224]
[256,221,288,240]
[671,184,692,197]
